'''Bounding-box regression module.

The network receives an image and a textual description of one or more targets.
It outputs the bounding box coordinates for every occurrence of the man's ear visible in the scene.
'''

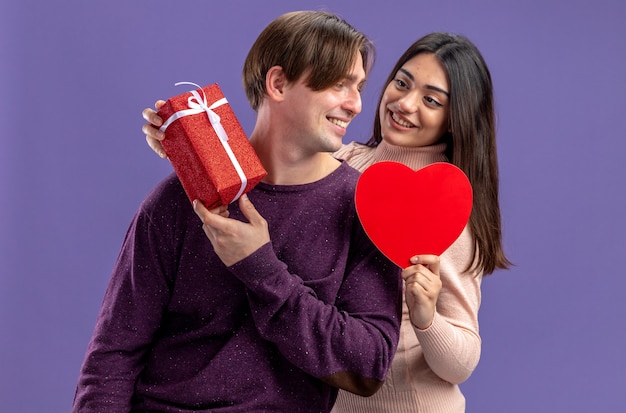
[265,66,287,102]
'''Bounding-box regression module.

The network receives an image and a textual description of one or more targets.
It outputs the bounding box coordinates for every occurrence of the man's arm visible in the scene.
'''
[193,196,402,396]
[233,227,401,396]
[73,209,172,411]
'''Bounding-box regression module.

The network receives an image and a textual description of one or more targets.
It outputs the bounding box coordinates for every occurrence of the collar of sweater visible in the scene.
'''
[370,140,448,171]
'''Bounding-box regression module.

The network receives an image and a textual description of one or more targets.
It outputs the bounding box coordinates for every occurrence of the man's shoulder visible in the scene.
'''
[311,161,360,201]
[334,158,361,182]
[140,173,189,215]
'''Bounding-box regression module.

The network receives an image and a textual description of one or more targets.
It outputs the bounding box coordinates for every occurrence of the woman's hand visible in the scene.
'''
[141,100,167,158]
[402,254,442,330]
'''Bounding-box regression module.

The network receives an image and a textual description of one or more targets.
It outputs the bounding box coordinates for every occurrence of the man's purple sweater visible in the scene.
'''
[73,162,401,412]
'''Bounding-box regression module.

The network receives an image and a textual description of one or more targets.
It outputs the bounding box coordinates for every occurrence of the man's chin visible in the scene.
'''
[324,137,344,153]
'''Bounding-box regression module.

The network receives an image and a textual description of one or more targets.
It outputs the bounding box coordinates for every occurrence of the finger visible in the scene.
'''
[405,259,439,284]
[154,99,166,110]
[193,199,216,225]
[193,199,230,231]
[144,133,167,159]
[404,273,419,286]
[141,121,165,140]
[410,254,440,277]
[406,274,433,295]
[404,276,428,298]
[209,204,230,218]
[237,194,265,227]
[401,266,418,282]
[143,126,166,157]
[141,107,164,128]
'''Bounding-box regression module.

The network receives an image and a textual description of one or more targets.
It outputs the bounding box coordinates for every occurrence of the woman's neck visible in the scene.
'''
[371,140,448,170]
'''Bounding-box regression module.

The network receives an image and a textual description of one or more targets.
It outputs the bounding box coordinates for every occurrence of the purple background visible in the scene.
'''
[2,1,625,411]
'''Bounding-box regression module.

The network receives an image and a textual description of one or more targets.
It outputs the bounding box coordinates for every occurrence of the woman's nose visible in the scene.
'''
[397,92,419,113]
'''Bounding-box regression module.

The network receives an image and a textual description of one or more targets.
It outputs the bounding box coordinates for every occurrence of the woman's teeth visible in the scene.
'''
[391,112,414,128]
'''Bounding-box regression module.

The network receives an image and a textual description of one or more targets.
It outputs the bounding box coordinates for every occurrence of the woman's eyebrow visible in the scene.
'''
[398,68,450,97]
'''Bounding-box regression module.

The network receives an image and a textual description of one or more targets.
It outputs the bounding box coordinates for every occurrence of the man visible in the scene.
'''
[73,11,401,413]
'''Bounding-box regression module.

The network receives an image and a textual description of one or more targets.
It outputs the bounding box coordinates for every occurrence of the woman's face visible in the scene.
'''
[378,53,450,147]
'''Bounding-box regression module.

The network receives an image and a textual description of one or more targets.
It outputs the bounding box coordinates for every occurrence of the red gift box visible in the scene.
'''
[157,82,266,209]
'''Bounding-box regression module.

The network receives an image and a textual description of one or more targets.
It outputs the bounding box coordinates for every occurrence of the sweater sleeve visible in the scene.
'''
[228,223,402,396]
[412,226,483,384]
[72,203,175,412]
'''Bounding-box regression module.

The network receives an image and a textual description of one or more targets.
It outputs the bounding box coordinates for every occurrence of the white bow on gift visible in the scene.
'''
[159,81,248,204]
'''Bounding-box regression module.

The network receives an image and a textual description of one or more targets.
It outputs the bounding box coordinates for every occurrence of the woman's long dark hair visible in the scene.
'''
[367,33,510,275]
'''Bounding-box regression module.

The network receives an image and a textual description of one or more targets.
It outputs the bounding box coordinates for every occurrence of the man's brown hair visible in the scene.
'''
[243,11,374,111]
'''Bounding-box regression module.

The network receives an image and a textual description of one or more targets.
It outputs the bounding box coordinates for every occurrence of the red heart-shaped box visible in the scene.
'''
[355,161,472,268]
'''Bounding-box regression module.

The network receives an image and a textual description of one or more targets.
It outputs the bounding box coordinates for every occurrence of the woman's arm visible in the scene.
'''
[411,226,483,384]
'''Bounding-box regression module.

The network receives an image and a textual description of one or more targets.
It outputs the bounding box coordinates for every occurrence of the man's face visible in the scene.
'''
[281,52,366,154]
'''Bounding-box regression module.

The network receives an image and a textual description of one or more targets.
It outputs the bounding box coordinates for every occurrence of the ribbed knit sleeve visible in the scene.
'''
[412,226,482,384]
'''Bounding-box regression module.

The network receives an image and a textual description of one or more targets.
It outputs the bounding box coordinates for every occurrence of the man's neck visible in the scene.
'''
[250,135,341,186]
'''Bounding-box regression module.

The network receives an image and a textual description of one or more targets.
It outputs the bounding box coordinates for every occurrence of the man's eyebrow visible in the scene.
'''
[345,73,366,83]
[398,68,450,97]
[343,74,367,90]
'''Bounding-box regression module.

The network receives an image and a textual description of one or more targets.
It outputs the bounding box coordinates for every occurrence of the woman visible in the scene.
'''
[141,32,509,413]
[331,32,510,412]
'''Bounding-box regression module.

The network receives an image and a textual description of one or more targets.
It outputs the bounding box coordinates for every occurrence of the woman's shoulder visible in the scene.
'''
[333,141,373,162]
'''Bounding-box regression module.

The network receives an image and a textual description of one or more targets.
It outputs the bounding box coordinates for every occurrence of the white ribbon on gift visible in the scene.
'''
[159,82,247,204]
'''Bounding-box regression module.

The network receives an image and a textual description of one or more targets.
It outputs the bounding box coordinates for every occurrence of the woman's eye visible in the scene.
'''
[394,79,408,88]
[425,96,442,107]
